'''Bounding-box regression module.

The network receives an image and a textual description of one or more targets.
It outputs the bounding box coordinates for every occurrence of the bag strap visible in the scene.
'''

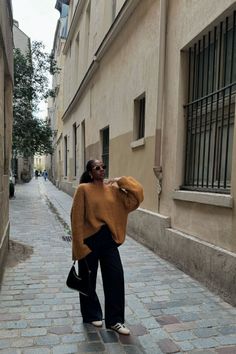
[84,258,91,274]
[74,259,91,274]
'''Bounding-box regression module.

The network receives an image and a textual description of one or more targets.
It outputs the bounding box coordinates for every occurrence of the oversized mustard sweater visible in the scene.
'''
[71,176,144,260]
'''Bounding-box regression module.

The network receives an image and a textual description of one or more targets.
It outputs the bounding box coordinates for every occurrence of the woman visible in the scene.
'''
[71,159,144,335]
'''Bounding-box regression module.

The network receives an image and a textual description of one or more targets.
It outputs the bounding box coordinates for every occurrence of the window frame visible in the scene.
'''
[133,93,146,142]
[183,11,236,194]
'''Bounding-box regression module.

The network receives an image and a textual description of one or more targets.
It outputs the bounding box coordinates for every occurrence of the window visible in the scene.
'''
[84,1,91,66]
[68,0,74,26]
[134,94,145,140]
[112,0,117,21]
[81,120,85,170]
[75,32,80,80]
[73,123,77,176]
[101,127,109,178]
[183,11,236,193]
[64,136,68,176]
[72,32,81,84]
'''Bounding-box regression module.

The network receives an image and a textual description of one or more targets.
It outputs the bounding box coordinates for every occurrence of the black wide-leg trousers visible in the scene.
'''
[78,225,125,327]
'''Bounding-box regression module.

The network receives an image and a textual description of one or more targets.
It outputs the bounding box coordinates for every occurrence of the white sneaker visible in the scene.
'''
[91,320,103,327]
[110,323,130,335]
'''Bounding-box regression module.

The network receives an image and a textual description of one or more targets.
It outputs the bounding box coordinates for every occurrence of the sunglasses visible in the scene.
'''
[92,164,106,171]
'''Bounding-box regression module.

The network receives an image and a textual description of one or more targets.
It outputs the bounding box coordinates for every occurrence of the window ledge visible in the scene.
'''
[172,190,233,208]
[130,137,145,149]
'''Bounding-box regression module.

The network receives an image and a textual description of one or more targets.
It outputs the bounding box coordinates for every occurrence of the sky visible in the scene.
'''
[11,0,60,118]
[11,0,59,52]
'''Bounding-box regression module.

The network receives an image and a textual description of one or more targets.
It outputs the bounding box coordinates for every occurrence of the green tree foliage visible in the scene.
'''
[13,41,58,157]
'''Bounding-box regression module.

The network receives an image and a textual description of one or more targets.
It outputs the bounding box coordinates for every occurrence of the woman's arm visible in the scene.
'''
[111,176,144,212]
[71,186,91,260]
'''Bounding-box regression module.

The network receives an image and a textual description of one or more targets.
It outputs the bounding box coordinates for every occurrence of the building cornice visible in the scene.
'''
[56,132,63,144]
[62,60,99,121]
[13,23,30,41]
[52,19,61,53]
[95,0,141,61]
[62,0,141,121]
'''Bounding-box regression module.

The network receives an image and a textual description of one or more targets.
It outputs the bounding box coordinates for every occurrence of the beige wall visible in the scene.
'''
[51,0,236,302]
[63,0,127,112]
[62,0,158,206]
[89,1,159,141]
[110,134,157,211]
[49,7,67,186]
[159,0,236,252]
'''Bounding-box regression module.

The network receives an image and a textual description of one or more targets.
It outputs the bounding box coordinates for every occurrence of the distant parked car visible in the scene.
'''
[9,170,15,198]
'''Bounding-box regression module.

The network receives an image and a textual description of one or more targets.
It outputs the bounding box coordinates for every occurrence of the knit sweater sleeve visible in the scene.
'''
[71,185,92,260]
[117,176,144,212]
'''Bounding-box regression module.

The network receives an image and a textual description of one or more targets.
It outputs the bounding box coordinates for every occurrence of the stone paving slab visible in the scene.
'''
[0,178,235,353]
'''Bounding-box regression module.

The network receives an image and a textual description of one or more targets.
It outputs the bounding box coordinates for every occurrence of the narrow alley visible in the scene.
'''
[1,179,236,354]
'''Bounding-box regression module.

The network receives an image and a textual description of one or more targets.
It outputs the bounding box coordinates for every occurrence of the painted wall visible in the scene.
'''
[62,0,159,211]
[160,0,236,252]
[50,0,236,303]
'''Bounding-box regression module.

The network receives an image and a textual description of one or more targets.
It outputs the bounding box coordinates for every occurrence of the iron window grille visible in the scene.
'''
[183,11,236,194]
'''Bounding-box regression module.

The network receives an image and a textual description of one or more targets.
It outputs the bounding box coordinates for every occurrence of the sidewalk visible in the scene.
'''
[0,178,236,354]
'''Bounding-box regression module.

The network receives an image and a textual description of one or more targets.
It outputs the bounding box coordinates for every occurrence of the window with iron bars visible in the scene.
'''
[183,11,236,194]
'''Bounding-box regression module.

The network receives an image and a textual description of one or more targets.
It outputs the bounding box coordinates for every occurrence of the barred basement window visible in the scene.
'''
[183,11,236,193]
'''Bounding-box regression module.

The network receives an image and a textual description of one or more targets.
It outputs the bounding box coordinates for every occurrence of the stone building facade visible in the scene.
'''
[50,0,236,304]
[46,0,69,185]
[0,0,13,280]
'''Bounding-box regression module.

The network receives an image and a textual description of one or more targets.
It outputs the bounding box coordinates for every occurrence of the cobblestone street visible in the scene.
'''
[0,178,236,354]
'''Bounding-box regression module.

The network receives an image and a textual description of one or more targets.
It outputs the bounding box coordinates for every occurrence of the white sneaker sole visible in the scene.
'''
[91,320,103,327]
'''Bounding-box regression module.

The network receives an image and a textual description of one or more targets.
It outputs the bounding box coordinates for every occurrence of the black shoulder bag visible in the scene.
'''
[66,259,92,297]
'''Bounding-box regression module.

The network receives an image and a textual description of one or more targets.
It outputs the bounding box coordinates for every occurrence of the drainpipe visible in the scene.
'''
[153,0,168,212]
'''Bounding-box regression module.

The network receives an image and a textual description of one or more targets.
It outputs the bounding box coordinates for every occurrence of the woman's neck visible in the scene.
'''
[92,179,104,185]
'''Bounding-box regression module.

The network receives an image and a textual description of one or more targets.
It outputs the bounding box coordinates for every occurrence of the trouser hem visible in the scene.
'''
[83,318,103,323]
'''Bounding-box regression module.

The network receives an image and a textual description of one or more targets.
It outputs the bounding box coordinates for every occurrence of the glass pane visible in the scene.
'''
[224,28,236,90]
